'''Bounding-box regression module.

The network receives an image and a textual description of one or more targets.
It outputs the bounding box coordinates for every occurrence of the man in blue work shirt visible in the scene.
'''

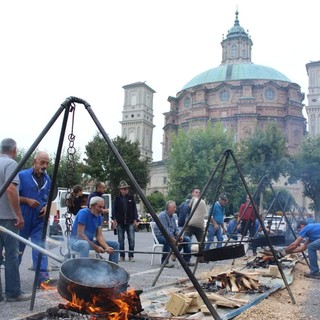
[205,193,228,250]
[285,220,320,279]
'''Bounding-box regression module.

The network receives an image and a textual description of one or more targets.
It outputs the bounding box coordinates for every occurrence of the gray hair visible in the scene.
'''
[89,196,104,207]
[0,138,17,154]
[165,200,176,210]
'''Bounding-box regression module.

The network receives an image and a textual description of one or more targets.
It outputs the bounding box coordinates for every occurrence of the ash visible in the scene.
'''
[34,307,91,320]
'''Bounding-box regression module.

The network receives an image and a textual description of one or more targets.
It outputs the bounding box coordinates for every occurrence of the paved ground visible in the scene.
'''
[1,229,319,319]
[1,229,218,319]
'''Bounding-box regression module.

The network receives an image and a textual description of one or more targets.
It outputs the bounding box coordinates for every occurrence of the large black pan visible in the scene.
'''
[58,258,129,308]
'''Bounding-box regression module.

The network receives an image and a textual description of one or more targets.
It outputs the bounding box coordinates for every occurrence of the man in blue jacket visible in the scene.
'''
[205,193,228,250]
[18,151,55,289]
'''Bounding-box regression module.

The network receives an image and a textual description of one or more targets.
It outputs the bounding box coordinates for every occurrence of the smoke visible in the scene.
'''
[62,259,129,288]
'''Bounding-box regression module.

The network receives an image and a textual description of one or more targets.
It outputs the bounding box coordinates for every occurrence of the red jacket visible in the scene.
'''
[239,202,255,222]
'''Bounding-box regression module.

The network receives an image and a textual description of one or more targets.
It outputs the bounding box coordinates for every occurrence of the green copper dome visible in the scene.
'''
[182,63,291,90]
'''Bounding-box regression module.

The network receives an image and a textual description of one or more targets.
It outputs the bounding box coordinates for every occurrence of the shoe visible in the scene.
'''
[38,278,58,290]
[129,257,135,262]
[6,293,32,302]
[304,272,320,279]
[120,257,125,262]
[186,261,195,267]
[164,263,174,268]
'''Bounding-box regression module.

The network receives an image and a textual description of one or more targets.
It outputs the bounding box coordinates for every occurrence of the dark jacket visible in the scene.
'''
[113,193,138,224]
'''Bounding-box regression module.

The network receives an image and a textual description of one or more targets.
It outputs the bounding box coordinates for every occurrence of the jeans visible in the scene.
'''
[156,235,192,264]
[205,224,223,250]
[70,239,119,263]
[308,238,320,273]
[0,219,23,298]
[117,224,135,258]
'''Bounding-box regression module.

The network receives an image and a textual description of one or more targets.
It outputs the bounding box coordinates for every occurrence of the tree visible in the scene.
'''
[238,122,290,185]
[83,133,150,197]
[146,192,166,213]
[288,135,320,219]
[49,149,85,188]
[166,122,241,207]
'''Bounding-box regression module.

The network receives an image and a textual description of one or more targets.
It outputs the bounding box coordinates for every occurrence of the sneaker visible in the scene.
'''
[120,257,125,262]
[129,257,135,262]
[186,261,195,267]
[304,272,320,279]
[38,278,58,290]
[6,293,32,302]
[164,263,174,268]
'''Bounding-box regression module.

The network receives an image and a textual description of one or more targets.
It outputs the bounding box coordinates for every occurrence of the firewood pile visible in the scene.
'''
[201,270,267,294]
[164,271,268,316]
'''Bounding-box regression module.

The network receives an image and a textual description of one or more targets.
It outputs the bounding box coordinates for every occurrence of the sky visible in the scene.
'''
[0,0,319,162]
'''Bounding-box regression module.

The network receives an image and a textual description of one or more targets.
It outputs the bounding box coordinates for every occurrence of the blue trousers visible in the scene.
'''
[156,235,192,264]
[308,238,320,273]
[0,219,23,298]
[117,224,135,258]
[19,218,49,284]
[205,224,223,250]
[71,239,119,263]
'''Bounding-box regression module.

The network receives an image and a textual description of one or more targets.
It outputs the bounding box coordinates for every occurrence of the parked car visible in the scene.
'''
[49,188,112,236]
[264,214,287,235]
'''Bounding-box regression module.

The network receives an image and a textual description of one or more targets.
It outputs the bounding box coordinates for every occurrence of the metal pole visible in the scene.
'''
[84,103,222,320]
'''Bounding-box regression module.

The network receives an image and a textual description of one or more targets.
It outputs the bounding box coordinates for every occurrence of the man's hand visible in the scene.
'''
[104,246,114,254]
[28,198,40,208]
[95,245,105,254]
[15,216,24,229]
[39,206,47,219]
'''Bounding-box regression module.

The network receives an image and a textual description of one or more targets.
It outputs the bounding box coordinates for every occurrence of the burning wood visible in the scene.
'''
[51,289,143,320]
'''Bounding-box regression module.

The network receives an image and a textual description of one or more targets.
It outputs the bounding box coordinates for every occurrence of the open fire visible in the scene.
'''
[62,287,143,319]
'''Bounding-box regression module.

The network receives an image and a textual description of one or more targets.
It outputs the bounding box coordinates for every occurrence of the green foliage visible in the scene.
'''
[288,135,320,216]
[83,133,150,197]
[49,149,85,188]
[166,123,241,209]
[16,148,37,169]
[146,192,166,213]
[238,122,290,185]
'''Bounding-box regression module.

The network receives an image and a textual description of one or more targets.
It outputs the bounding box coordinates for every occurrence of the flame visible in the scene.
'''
[64,285,140,320]
[40,282,57,290]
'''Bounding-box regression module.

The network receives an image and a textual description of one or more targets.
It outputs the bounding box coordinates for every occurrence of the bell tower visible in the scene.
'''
[306,61,320,137]
[121,82,155,160]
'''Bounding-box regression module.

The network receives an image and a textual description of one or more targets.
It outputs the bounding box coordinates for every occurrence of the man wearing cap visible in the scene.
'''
[285,220,320,279]
[205,193,228,250]
[112,181,138,262]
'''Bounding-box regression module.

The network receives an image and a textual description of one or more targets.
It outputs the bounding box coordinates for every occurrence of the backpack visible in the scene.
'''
[178,200,191,227]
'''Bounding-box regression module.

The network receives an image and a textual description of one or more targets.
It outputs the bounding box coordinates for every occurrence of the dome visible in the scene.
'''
[182,63,291,90]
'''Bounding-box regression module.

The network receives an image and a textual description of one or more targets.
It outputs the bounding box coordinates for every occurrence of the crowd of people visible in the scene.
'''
[1,136,319,303]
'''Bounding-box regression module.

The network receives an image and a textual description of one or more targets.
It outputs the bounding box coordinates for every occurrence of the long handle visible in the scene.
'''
[0,226,64,264]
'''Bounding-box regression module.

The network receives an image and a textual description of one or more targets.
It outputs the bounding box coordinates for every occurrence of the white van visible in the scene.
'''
[49,188,112,236]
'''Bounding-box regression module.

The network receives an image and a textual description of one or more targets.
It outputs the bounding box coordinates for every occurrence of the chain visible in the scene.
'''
[64,104,76,239]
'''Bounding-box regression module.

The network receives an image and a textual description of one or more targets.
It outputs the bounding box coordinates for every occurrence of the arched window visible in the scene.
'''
[231,44,237,58]
[130,93,137,105]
